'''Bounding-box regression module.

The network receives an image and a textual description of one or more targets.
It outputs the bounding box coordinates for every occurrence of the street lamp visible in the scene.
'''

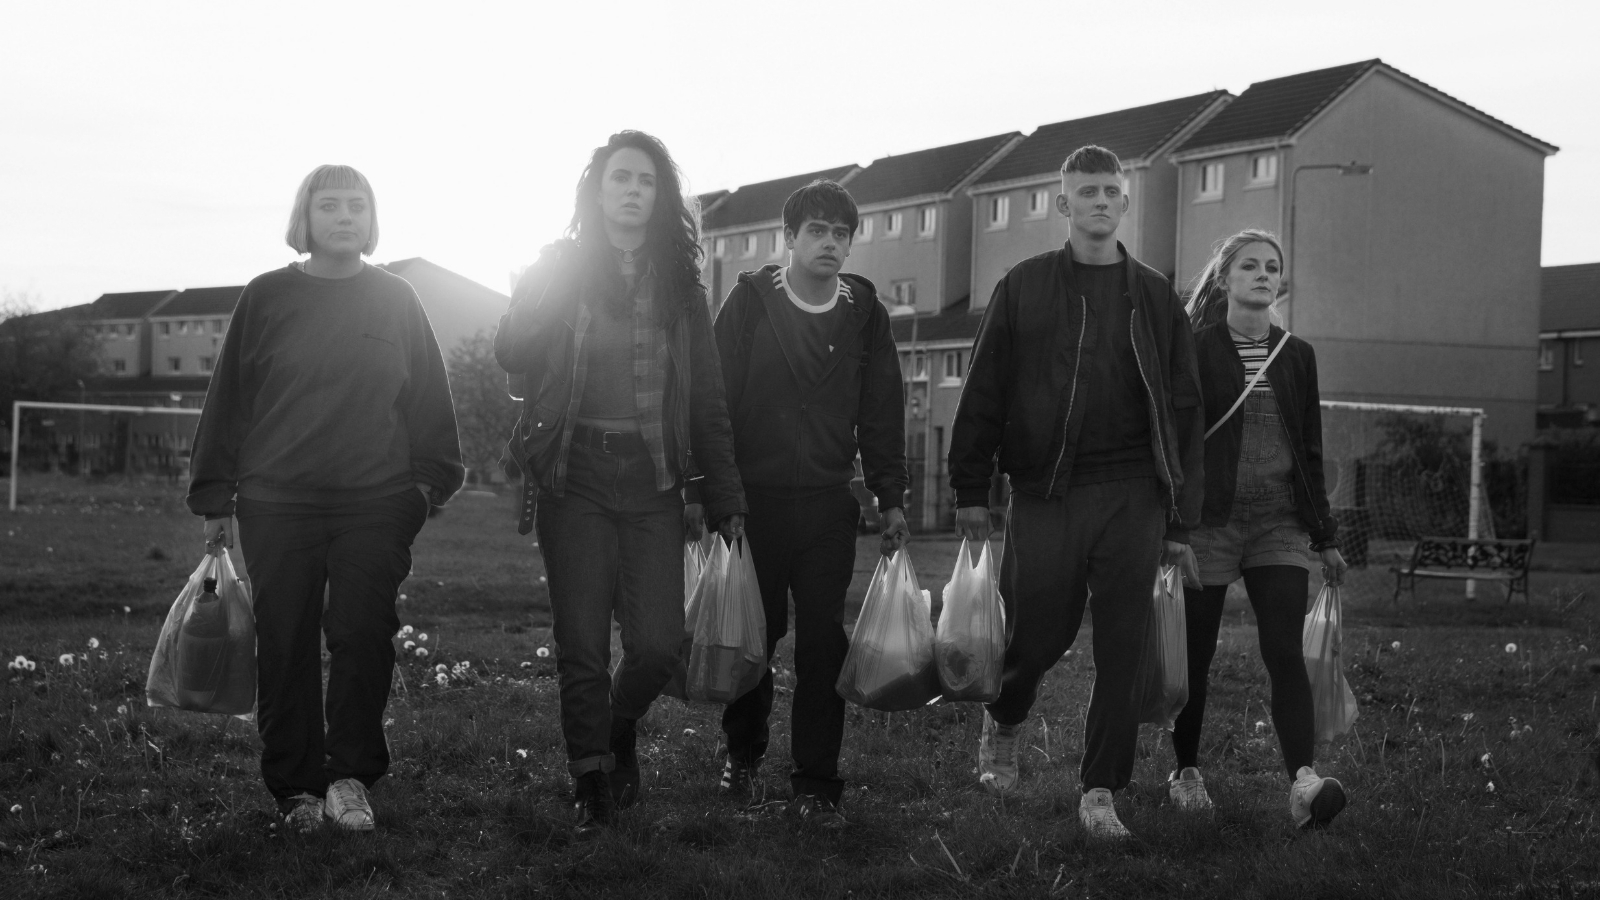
[1286,161,1373,331]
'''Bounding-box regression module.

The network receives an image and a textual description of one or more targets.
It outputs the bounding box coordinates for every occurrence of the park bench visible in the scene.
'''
[1390,536,1536,604]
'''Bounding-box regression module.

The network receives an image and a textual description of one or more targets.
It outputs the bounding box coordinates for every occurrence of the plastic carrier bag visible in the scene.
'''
[663,539,715,701]
[146,549,256,718]
[1303,582,1359,742]
[837,549,941,711]
[683,537,767,704]
[1133,565,1189,730]
[934,539,1006,703]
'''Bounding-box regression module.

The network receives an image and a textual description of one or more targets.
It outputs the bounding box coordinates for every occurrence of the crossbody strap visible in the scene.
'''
[1204,331,1291,440]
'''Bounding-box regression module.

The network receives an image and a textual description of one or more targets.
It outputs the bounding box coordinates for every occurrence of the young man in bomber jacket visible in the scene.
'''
[949,146,1204,840]
[712,180,909,830]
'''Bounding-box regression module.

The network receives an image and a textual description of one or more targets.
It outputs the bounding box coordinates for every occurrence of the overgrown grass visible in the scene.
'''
[4,475,1600,898]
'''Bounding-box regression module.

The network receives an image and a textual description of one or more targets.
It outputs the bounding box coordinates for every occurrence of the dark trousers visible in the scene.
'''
[721,489,858,804]
[535,440,685,778]
[1172,566,1315,779]
[236,488,428,810]
[987,477,1165,793]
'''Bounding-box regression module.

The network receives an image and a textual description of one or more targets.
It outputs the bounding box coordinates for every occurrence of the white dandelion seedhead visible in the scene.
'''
[9,803,21,814]
[1504,643,1518,654]
[415,647,429,658]
[1486,781,1496,792]
[1253,720,1268,733]
[403,641,416,651]
[536,647,551,658]
[122,606,131,614]
[417,633,429,642]
[116,705,128,716]
[400,625,414,636]
[87,638,100,649]
[8,655,27,672]
[435,664,447,674]
[24,660,35,672]
[58,654,75,666]
[435,673,448,686]
[683,728,697,736]
[520,661,533,668]
[1391,641,1401,651]
[1480,752,1492,765]
[515,749,528,759]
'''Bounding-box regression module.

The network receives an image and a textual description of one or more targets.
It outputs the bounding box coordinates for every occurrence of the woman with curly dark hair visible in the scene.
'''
[495,131,746,836]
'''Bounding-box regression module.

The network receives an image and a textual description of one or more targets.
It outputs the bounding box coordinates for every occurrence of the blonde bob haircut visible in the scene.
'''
[284,164,379,256]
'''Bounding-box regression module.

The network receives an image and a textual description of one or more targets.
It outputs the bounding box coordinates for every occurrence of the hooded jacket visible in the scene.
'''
[713,265,907,512]
[948,242,1204,542]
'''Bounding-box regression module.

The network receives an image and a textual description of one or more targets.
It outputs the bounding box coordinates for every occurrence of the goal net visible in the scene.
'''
[1318,400,1492,604]
[6,401,202,510]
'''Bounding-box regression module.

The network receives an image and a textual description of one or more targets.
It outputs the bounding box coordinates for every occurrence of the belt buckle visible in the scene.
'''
[602,431,621,453]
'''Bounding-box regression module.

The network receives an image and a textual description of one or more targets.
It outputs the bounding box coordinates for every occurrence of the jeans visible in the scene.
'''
[236,487,429,810]
[721,489,859,804]
[987,477,1165,792]
[535,439,685,777]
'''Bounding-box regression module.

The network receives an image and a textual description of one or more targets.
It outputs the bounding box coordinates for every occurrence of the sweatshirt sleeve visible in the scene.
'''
[857,304,908,513]
[185,286,253,518]
[948,272,1014,509]
[403,294,466,505]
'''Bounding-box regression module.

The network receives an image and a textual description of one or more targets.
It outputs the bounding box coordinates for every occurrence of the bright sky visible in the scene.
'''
[4,0,1595,311]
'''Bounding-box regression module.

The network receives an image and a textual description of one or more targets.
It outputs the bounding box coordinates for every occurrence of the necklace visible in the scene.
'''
[611,245,639,265]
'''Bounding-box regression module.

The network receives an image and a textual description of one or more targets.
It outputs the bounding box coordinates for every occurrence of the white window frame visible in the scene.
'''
[941,350,963,384]
[917,206,937,238]
[884,211,903,239]
[159,322,170,336]
[112,358,127,374]
[1198,162,1224,201]
[1248,153,1278,186]
[168,356,182,373]
[912,351,928,381]
[213,319,226,333]
[740,233,758,258]
[1539,341,1554,371]
[200,356,215,373]
[856,216,873,242]
[713,237,728,259]
[1027,189,1049,218]
[890,279,916,309]
[770,228,786,259]
[986,195,1010,231]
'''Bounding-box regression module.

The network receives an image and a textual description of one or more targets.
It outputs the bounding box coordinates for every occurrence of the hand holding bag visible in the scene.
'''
[684,537,767,704]
[1303,582,1359,742]
[837,549,941,711]
[934,539,1006,703]
[146,549,256,718]
[1134,565,1189,730]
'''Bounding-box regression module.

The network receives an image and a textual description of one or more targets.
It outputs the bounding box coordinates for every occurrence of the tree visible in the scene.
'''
[0,291,103,416]
[445,329,520,485]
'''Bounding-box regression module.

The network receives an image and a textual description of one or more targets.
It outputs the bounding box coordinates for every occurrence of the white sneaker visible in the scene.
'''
[1168,767,1213,811]
[1079,787,1131,839]
[977,712,1022,794]
[325,778,375,831]
[1288,766,1346,829]
[283,793,323,834]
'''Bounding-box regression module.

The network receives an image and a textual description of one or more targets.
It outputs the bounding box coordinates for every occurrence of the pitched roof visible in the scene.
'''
[696,190,729,219]
[380,258,509,302]
[1542,263,1600,333]
[703,165,859,231]
[974,92,1230,187]
[157,286,244,317]
[89,290,176,320]
[847,133,1021,206]
[889,296,981,344]
[1176,59,1555,156]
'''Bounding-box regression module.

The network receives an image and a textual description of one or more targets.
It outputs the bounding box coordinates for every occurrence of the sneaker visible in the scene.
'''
[609,717,640,809]
[1079,788,1131,840]
[324,779,374,831]
[787,794,846,831]
[283,793,323,834]
[1289,766,1347,830]
[977,712,1022,794]
[572,770,615,839]
[719,757,758,797]
[1168,767,1213,811]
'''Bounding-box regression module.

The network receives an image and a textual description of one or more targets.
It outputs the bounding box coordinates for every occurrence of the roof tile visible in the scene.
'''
[89,290,176,320]
[847,133,1020,206]
[703,165,859,231]
[1542,263,1600,332]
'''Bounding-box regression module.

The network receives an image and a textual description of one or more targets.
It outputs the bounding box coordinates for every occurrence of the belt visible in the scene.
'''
[570,423,646,454]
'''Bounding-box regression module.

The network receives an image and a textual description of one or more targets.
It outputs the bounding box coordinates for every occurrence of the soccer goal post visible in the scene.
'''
[7,400,203,510]
[1318,399,1490,602]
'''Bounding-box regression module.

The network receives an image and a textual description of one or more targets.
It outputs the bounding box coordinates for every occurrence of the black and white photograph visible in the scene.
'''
[2,1,1597,896]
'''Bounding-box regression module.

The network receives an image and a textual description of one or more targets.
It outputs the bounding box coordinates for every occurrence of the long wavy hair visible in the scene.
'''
[566,131,703,322]
[1185,229,1285,331]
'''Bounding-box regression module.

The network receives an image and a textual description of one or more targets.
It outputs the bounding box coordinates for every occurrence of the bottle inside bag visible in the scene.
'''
[177,577,230,707]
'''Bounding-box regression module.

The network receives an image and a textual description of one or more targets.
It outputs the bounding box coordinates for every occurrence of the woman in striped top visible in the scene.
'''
[1165,229,1351,829]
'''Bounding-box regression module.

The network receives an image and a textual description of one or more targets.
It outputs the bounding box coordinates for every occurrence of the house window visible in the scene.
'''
[112,359,126,373]
[168,357,182,373]
[124,324,135,338]
[890,280,916,308]
[200,356,215,373]
[942,351,963,383]
[917,206,937,237]
[1198,162,1224,200]
[713,237,727,259]
[856,216,873,242]
[884,211,903,238]
[213,319,225,333]
[1539,342,1554,371]
[179,321,190,334]
[912,352,928,381]
[771,228,785,258]
[741,234,758,258]
[1575,340,1585,367]
[1249,154,1278,185]
[1028,189,1049,217]
[986,195,1009,230]
[159,322,170,336]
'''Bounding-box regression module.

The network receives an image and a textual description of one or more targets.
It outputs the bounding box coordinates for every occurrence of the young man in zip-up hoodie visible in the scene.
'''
[949,145,1204,840]
[712,180,909,829]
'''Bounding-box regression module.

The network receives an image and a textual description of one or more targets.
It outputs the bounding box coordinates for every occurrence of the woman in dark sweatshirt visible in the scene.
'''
[494,131,745,837]
[1167,228,1350,829]
[187,164,463,834]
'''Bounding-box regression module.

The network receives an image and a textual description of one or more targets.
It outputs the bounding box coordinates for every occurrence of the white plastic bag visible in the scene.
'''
[837,549,941,711]
[934,539,1006,703]
[1133,565,1188,730]
[683,537,767,704]
[147,550,256,718]
[1304,582,1358,742]
[663,539,716,702]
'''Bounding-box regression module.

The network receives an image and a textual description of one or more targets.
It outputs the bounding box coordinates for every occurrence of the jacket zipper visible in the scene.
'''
[1043,295,1089,497]
[1129,308,1180,522]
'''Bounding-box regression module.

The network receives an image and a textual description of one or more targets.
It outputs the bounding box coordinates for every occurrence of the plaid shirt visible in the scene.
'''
[551,267,673,493]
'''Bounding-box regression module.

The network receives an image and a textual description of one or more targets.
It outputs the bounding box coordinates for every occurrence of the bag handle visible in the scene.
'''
[1204,331,1290,441]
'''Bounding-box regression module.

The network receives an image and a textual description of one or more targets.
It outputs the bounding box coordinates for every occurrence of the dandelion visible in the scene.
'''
[8,655,26,672]
[515,749,528,759]
[1462,713,1475,722]
[1391,641,1401,651]
[536,647,551,658]
[538,576,547,583]
[403,640,416,651]
[1522,724,1534,735]
[400,625,414,637]
[24,660,35,672]
[434,673,448,686]
[398,593,407,602]
[87,637,99,649]
[1480,752,1492,765]
[1254,720,1268,733]
[417,633,429,642]
[58,653,75,666]
[1505,643,1518,654]
[415,647,429,658]
[435,664,447,674]
[683,728,697,736]
[460,660,470,668]
[122,606,131,614]
[8,804,21,814]
[1580,644,1589,652]
[1486,781,1495,792]
[520,661,533,669]
[116,705,128,715]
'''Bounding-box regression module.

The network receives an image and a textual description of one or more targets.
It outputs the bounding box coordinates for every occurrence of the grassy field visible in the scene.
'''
[3,474,1600,899]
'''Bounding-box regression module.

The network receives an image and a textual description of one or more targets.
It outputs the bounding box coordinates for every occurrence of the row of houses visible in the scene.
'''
[696,58,1560,525]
